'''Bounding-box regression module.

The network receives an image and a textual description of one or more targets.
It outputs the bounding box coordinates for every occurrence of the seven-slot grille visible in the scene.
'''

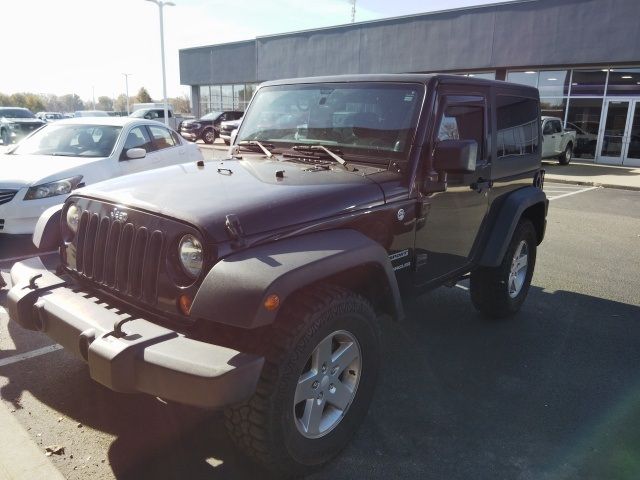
[0,189,18,206]
[74,209,165,305]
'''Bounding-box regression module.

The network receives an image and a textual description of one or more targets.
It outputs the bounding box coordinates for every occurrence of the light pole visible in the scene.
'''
[122,73,132,115]
[145,0,174,126]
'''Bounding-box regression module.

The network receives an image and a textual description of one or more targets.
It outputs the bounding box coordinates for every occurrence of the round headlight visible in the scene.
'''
[178,234,203,279]
[66,204,81,233]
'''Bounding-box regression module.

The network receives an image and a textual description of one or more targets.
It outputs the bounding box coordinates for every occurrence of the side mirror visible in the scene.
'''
[433,139,477,174]
[125,147,146,160]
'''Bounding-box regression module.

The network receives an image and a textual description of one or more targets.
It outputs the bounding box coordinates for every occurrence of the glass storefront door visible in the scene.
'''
[627,102,640,167]
[597,98,640,166]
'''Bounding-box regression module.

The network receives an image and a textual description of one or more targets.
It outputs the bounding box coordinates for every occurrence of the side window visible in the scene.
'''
[219,113,227,121]
[148,125,176,150]
[436,95,485,161]
[551,120,562,133]
[122,126,154,159]
[496,95,539,158]
[170,130,182,145]
[542,121,554,135]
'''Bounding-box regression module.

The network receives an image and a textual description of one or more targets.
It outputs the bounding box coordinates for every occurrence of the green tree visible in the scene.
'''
[96,96,113,111]
[136,87,152,103]
[59,94,84,113]
[0,93,10,106]
[113,94,132,113]
[169,94,190,114]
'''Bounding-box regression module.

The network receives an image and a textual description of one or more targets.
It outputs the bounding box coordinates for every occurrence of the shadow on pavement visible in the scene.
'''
[1,282,640,479]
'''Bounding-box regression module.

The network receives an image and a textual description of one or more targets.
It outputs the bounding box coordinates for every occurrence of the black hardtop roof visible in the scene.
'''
[260,73,538,96]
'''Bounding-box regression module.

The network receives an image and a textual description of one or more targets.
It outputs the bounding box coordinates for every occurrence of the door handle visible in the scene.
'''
[470,178,493,193]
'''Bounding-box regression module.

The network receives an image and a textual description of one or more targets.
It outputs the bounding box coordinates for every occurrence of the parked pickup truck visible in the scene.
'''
[7,74,547,476]
[130,106,186,131]
[541,116,576,165]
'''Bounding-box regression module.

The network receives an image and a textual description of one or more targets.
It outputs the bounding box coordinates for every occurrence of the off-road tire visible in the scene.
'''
[470,219,537,319]
[224,285,380,477]
[203,128,216,144]
[559,143,572,165]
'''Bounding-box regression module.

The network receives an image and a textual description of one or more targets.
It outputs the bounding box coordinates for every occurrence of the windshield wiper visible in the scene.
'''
[235,140,274,158]
[291,145,355,171]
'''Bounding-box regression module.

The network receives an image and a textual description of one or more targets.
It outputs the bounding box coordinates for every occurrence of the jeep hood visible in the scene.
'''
[75,158,386,242]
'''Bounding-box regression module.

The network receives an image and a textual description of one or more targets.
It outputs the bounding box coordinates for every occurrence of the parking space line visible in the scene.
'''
[548,186,599,201]
[0,345,63,368]
[455,284,469,291]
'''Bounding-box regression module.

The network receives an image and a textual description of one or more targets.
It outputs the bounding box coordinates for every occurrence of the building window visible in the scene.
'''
[506,70,538,88]
[496,95,539,158]
[540,97,568,120]
[565,98,603,159]
[606,68,640,96]
[537,70,570,97]
[570,69,607,96]
[458,72,496,80]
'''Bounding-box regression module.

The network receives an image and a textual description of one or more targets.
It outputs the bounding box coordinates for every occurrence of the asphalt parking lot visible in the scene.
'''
[1,182,639,480]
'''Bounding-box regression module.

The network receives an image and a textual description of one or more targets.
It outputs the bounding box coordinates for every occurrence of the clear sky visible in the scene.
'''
[2,0,515,102]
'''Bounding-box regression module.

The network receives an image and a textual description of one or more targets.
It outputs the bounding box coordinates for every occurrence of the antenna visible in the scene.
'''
[351,0,356,22]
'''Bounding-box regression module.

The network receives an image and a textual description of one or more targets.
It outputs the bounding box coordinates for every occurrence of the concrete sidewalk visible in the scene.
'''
[543,161,640,191]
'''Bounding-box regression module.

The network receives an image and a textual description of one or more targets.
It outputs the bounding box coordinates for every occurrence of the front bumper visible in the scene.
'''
[0,192,64,234]
[179,130,200,140]
[7,257,264,408]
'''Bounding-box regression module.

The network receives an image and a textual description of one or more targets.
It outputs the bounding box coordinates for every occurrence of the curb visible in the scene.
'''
[0,405,65,480]
[545,175,640,192]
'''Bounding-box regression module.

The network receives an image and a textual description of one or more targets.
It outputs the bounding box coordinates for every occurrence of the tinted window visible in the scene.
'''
[496,95,539,158]
[436,95,485,160]
[0,108,35,118]
[148,125,176,150]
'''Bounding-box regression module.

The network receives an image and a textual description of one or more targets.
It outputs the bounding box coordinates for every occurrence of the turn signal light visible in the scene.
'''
[178,294,193,315]
[264,294,280,311]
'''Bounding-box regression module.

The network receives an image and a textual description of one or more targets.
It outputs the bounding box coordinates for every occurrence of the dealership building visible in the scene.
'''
[179,0,640,166]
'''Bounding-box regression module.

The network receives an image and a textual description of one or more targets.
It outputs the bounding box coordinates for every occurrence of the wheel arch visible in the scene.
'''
[190,229,404,329]
[478,186,548,267]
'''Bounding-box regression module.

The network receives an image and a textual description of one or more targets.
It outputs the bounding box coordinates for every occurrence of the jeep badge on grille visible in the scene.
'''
[110,208,128,222]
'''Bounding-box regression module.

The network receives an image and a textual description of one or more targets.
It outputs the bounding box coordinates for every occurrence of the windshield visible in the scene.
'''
[236,82,424,162]
[12,124,122,158]
[0,108,35,119]
[201,112,222,120]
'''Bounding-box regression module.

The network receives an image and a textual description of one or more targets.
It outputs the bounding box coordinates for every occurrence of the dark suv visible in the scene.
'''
[0,107,45,145]
[179,110,243,144]
[7,74,547,476]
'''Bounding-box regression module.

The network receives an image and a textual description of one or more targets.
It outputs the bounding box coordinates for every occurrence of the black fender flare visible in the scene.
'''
[32,204,63,251]
[479,186,548,267]
[190,229,403,329]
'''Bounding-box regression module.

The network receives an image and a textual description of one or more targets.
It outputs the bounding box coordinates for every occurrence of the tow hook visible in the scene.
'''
[28,274,43,289]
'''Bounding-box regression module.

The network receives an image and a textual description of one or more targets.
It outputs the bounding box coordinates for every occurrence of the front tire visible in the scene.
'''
[559,143,572,165]
[470,219,537,319]
[202,128,216,144]
[225,285,380,476]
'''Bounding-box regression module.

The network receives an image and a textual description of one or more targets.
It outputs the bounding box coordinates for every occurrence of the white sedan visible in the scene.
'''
[0,117,203,235]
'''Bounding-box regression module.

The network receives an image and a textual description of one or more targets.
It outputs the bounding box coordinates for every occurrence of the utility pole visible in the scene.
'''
[351,0,356,22]
[123,73,132,115]
[145,0,175,126]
